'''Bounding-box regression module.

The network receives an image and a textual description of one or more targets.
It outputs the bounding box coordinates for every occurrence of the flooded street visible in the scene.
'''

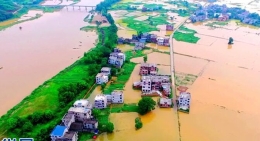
[0,5,99,116]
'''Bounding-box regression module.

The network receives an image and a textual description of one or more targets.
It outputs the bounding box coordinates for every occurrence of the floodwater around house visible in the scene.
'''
[0,0,102,116]
[109,0,260,139]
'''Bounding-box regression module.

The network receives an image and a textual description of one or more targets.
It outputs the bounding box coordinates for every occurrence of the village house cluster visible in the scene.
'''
[117,24,173,50]
[95,48,126,85]
[133,63,172,108]
[190,4,260,26]
[50,99,98,141]
[94,90,124,109]
[141,5,162,12]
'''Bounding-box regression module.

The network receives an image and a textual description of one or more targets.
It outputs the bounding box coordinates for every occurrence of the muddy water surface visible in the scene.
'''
[0,6,100,116]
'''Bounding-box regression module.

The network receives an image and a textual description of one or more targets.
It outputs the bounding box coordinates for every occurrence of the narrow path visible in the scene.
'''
[169,17,189,141]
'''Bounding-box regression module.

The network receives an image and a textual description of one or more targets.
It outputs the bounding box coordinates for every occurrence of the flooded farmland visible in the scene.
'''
[107,0,260,140]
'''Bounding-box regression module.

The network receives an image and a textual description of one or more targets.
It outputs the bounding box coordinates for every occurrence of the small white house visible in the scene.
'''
[118,53,126,61]
[68,107,92,122]
[178,92,191,110]
[96,73,108,84]
[94,94,108,109]
[157,37,164,45]
[101,67,111,76]
[106,95,112,103]
[62,113,75,128]
[111,90,124,103]
[73,99,92,109]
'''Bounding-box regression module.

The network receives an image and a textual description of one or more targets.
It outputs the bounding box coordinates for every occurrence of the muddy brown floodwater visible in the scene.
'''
[109,1,260,140]
[0,4,100,116]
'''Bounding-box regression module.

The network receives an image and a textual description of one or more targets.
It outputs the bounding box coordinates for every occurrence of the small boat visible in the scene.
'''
[19,26,22,30]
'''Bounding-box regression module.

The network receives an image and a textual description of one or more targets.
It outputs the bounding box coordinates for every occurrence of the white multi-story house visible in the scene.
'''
[73,99,92,109]
[108,48,126,68]
[50,125,78,141]
[94,94,107,109]
[141,76,152,93]
[111,90,124,103]
[96,73,108,84]
[83,119,98,130]
[101,67,111,76]
[178,92,191,110]
[62,113,75,128]
[68,107,92,122]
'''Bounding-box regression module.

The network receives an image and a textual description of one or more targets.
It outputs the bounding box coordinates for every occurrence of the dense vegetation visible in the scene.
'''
[135,117,143,129]
[0,0,20,21]
[138,97,156,115]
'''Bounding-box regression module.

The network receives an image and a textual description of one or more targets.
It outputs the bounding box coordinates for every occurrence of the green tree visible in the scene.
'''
[101,83,106,91]
[106,122,114,133]
[22,121,33,132]
[228,37,234,44]
[7,117,18,129]
[143,55,147,63]
[135,117,143,129]
[138,97,156,115]
[92,108,101,117]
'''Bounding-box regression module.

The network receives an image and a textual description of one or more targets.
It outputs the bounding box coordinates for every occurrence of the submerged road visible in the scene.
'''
[169,18,189,141]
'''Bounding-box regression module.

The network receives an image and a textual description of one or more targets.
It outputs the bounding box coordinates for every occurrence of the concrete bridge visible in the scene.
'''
[41,5,96,11]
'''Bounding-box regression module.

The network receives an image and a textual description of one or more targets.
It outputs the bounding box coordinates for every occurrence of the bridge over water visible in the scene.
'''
[41,4,96,11]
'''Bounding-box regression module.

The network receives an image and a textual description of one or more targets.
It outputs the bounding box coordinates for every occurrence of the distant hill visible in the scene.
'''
[0,0,43,22]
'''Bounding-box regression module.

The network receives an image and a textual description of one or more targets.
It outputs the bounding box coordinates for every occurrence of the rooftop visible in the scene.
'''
[141,63,157,67]
[101,67,111,72]
[63,131,77,139]
[111,90,123,96]
[69,122,83,131]
[83,119,98,124]
[68,107,91,114]
[74,99,90,107]
[96,73,108,78]
[142,75,170,82]
[159,98,172,104]
[95,94,107,101]
[50,125,66,136]
[62,113,74,124]
[179,92,191,98]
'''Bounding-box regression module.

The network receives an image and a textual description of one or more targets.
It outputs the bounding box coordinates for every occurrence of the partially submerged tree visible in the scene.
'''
[228,37,234,44]
[106,122,114,133]
[143,55,147,63]
[135,117,143,129]
[138,97,156,115]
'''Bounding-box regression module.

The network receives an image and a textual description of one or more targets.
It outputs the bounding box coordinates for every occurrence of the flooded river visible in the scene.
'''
[0,1,101,116]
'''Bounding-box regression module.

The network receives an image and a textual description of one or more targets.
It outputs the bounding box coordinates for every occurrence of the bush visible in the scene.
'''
[106,122,114,133]
[135,117,143,129]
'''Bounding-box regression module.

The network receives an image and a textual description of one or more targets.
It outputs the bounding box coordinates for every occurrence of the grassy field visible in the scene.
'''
[121,13,169,33]
[173,26,200,43]
[110,103,139,113]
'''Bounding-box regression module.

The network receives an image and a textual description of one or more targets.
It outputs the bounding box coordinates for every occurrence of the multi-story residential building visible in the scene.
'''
[117,37,125,44]
[150,34,157,43]
[94,94,107,109]
[50,125,78,141]
[111,90,124,103]
[166,24,174,31]
[178,92,191,111]
[141,75,170,94]
[96,73,108,84]
[68,107,92,122]
[139,63,157,76]
[162,83,171,96]
[159,97,172,108]
[62,113,75,128]
[83,119,98,130]
[108,48,125,68]
[101,67,111,76]
[73,99,92,109]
